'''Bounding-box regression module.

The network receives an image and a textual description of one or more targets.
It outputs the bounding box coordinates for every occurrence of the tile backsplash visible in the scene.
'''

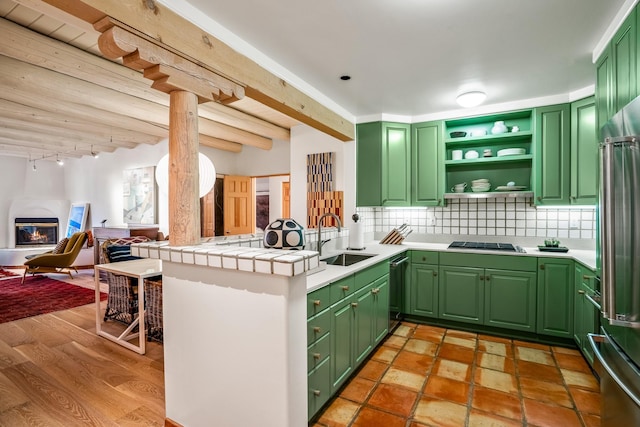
[357,197,596,239]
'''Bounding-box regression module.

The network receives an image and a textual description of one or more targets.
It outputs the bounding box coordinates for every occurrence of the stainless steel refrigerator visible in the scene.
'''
[591,95,640,426]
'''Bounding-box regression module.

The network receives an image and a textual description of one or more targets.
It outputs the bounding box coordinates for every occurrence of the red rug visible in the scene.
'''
[0,268,19,280]
[0,276,107,323]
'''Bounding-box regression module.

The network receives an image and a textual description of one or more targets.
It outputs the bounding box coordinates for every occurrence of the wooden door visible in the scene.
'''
[223,175,254,235]
[200,187,215,237]
[282,181,290,217]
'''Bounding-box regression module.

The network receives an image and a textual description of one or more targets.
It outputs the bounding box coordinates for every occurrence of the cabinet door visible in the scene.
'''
[537,258,574,337]
[381,123,411,206]
[612,9,637,113]
[356,122,383,206]
[372,275,390,345]
[484,269,537,332]
[534,104,571,205]
[439,266,484,325]
[354,284,375,366]
[409,263,439,318]
[412,121,442,206]
[308,357,331,421]
[330,297,354,392]
[596,47,613,132]
[570,97,598,205]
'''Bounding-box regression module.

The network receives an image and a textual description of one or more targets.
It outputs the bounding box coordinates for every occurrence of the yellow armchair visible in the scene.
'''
[22,231,88,283]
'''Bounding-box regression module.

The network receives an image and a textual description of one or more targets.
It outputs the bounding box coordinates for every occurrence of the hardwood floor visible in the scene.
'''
[0,285,165,426]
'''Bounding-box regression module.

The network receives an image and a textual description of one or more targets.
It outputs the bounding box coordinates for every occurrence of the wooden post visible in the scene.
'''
[169,90,201,246]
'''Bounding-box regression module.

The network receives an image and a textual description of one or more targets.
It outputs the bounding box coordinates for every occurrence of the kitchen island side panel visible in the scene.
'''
[162,262,307,427]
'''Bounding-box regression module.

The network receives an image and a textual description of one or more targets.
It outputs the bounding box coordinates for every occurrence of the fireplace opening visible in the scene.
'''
[15,217,59,246]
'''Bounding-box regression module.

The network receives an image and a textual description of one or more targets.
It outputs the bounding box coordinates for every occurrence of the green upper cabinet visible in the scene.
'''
[570,97,598,205]
[411,121,443,206]
[534,104,571,205]
[613,9,637,113]
[356,122,410,207]
[595,7,637,131]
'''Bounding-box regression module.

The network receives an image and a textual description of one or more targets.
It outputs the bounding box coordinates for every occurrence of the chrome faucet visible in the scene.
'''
[317,213,342,256]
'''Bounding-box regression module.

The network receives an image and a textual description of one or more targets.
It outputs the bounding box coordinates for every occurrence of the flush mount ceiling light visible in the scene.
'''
[456,91,487,108]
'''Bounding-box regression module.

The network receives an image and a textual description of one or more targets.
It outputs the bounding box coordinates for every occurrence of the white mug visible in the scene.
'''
[451,182,467,193]
[452,150,463,160]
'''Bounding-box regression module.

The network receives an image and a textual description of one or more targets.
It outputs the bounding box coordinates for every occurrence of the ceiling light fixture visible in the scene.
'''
[56,154,64,166]
[456,91,487,108]
[91,144,99,158]
[32,160,37,171]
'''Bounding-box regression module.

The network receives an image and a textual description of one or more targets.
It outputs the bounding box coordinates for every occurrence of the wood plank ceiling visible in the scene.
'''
[0,0,300,162]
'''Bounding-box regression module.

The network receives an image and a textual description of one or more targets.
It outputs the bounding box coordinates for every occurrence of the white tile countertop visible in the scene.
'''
[130,236,597,292]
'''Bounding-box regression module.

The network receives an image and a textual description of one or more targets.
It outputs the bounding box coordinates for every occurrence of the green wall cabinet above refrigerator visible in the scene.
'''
[570,97,598,205]
[356,122,411,207]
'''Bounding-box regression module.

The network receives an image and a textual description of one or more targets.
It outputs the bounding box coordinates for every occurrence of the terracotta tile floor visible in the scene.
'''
[312,322,601,427]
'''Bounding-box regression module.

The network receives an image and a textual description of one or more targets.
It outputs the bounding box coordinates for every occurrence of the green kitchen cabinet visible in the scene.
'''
[573,263,599,367]
[412,121,443,206]
[330,293,355,392]
[307,286,333,421]
[307,357,331,420]
[371,275,390,345]
[595,7,637,130]
[354,282,375,366]
[534,104,571,205]
[570,97,598,205]
[537,257,574,338]
[409,263,439,318]
[356,122,411,207]
[484,269,537,332]
[438,266,485,325]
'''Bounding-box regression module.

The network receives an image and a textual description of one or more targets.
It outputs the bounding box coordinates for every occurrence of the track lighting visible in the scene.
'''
[91,145,99,158]
[56,154,64,166]
[32,161,36,171]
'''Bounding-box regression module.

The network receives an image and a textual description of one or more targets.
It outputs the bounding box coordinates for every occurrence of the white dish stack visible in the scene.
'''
[471,178,491,192]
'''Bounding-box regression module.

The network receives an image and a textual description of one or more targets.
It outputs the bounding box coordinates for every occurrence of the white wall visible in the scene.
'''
[268,175,290,223]
[0,136,294,246]
[289,124,356,229]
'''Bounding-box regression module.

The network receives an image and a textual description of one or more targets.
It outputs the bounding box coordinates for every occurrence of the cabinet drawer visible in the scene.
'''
[411,250,439,265]
[307,286,331,318]
[354,261,388,291]
[330,275,355,305]
[307,333,330,373]
[308,357,331,420]
[307,308,331,346]
[440,252,537,272]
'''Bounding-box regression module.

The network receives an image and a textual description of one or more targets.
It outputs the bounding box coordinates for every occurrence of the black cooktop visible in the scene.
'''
[448,241,525,253]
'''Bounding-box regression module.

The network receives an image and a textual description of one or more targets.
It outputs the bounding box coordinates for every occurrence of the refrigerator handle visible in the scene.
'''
[600,140,616,320]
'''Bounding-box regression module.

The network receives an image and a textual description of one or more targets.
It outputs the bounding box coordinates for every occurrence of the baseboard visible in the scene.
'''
[165,418,183,427]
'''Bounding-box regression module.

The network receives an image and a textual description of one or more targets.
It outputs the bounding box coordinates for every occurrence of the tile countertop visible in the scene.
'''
[307,241,597,293]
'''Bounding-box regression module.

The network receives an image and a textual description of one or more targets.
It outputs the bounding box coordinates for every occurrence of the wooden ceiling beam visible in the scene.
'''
[0,18,290,142]
[0,55,272,150]
[43,0,355,141]
[199,135,243,153]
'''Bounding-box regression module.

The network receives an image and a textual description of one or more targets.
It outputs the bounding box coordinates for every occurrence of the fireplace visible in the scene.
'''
[15,217,59,246]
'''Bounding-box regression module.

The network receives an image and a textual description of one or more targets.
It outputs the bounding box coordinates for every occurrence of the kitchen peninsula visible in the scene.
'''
[131,234,596,426]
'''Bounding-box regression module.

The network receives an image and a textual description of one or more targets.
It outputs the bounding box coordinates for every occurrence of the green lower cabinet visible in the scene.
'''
[330,296,354,392]
[484,269,537,332]
[354,284,375,366]
[439,266,484,324]
[537,258,574,337]
[372,275,390,345]
[308,357,331,420]
[573,263,599,367]
[409,263,439,317]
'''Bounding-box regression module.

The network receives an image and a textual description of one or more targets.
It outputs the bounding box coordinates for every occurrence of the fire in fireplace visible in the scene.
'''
[15,217,59,246]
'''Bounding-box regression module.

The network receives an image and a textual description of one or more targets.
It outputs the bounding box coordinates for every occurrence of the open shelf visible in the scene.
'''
[444,191,534,200]
[445,154,533,166]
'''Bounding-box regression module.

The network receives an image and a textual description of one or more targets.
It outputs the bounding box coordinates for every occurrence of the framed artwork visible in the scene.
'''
[66,202,90,238]
[123,166,156,224]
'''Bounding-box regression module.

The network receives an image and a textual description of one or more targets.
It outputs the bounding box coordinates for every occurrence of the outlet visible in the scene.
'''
[429,216,436,226]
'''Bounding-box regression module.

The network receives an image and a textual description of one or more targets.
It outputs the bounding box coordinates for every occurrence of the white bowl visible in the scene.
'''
[464,150,479,159]
[497,148,526,157]
[472,179,489,184]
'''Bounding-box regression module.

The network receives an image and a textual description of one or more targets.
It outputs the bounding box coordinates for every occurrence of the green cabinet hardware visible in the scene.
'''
[534,104,571,205]
[412,121,443,206]
[537,257,574,337]
[573,263,599,367]
[356,122,411,207]
[570,97,598,205]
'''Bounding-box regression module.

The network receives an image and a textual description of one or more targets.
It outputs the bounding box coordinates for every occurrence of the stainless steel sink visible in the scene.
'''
[321,253,375,266]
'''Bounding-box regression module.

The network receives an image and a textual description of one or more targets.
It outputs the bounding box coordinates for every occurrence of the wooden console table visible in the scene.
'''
[94,258,162,354]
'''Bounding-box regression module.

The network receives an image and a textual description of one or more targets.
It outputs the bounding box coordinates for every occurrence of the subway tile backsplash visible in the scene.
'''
[357,198,596,240]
